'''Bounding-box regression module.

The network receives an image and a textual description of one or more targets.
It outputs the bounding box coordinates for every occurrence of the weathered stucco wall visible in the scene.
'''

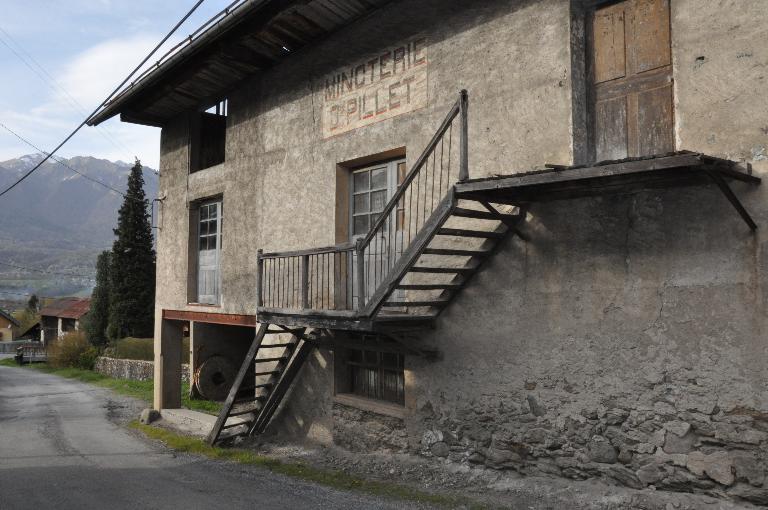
[152,0,768,504]
[405,0,768,503]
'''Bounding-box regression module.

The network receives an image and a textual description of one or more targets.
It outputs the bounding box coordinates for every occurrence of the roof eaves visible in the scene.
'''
[88,0,273,126]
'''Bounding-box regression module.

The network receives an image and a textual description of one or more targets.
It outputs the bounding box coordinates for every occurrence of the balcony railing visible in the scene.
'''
[257,90,468,318]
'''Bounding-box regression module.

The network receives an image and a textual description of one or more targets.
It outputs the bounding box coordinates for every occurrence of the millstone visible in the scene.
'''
[194,356,236,401]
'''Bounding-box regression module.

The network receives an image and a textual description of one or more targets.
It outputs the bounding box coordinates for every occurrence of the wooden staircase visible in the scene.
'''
[208,323,313,445]
[374,196,529,319]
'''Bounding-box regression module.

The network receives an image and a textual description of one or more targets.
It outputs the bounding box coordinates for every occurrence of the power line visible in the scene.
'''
[0,261,94,279]
[0,25,141,165]
[0,0,205,199]
[0,122,151,203]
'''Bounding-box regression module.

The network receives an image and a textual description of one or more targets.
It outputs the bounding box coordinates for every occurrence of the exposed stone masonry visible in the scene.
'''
[412,375,768,506]
[95,356,190,384]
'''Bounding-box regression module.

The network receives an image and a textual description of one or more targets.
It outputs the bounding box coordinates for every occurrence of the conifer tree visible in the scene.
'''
[26,294,38,312]
[84,251,111,345]
[107,160,156,339]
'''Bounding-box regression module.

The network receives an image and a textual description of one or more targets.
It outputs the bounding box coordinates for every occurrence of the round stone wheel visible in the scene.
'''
[194,356,237,401]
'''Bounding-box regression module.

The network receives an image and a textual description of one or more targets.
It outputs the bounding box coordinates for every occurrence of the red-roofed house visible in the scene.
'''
[0,308,20,342]
[39,297,90,344]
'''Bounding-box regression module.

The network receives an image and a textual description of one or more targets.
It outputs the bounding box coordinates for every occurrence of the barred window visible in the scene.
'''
[346,348,405,405]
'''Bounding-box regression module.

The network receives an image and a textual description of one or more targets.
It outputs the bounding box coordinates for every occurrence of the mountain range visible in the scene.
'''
[0,154,158,306]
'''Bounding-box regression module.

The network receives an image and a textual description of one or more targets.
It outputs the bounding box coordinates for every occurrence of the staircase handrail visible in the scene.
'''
[356,90,468,311]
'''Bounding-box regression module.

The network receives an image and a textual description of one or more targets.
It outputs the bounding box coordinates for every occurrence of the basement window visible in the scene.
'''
[190,99,227,173]
[336,340,405,407]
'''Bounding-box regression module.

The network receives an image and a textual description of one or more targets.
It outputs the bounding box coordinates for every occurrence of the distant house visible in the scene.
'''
[16,322,41,342]
[0,308,19,341]
[39,298,90,344]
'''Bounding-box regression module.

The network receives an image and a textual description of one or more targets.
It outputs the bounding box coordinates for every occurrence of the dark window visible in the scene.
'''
[191,99,227,173]
[346,347,405,405]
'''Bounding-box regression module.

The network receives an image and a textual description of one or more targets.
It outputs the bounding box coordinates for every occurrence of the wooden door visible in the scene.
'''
[590,0,674,161]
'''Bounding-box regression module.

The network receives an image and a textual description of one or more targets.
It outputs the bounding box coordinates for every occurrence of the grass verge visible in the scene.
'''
[0,359,220,414]
[130,421,483,509]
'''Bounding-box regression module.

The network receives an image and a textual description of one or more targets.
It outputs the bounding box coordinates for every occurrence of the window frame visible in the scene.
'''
[335,336,406,408]
[190,99,228,174]
[194,199,223,305]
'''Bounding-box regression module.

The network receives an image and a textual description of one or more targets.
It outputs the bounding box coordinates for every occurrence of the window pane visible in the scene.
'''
[208,220,217,235]
[371,167,387,189]
[200,206,209,220]
[208,235,217,250]
[208,204,218,220]
[353,193,369,214]
[199,236,208,250]
[370,190,386,212]
[353,215,369,235]
[353,171,369,192]
[199,221,209,236]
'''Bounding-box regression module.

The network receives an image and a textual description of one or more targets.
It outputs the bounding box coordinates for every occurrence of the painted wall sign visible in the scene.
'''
[322,38,428,138]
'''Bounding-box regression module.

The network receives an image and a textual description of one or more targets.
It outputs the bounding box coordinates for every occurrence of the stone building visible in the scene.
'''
[90,0,768,504]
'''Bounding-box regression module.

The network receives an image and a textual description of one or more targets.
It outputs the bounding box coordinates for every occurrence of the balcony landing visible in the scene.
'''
[256,308,435,333]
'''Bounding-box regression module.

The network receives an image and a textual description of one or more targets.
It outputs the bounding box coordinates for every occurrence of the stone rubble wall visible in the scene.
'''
[94,356,189,384]
[413,382,768,506]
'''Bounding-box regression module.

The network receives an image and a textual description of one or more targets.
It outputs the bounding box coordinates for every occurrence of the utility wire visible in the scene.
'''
[0,0,205,199]
[0,25,143,167]
[0,122,141,202]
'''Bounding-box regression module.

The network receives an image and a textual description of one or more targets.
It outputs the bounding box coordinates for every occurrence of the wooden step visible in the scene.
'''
[234,395,267,404]
[235,390,262,398]
[408,266,475,274]
[254,356,289,363]
[222,420,251,430]
[451,207,516,220]
[254,370,281,377]
[229,407,261,417]
[396,283,462,290]
[265,328,302,335]
[423,248,490,257]
[437,228,504,239]
[258,343,295,349]
[383,299,450,307]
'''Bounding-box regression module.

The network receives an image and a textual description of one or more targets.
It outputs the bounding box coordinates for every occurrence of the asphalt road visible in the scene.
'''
[0,365,431,510]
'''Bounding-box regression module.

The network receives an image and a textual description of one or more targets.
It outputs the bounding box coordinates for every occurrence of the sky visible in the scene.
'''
[0,0,235,170]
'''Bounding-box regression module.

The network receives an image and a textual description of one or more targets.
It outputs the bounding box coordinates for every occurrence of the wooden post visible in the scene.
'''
[256,249,264,308]
[459,89,469,182]
[356,239,365,311]
[301,254,309,309]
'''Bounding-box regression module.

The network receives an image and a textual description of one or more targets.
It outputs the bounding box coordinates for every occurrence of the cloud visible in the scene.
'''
[59,33,160,110]
[0,33,164,168]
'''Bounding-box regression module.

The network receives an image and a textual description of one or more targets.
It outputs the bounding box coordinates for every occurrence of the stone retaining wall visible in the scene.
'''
[94,356,189,384]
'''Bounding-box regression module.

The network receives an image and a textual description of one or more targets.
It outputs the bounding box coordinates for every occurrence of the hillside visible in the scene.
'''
[0,154,158,305]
